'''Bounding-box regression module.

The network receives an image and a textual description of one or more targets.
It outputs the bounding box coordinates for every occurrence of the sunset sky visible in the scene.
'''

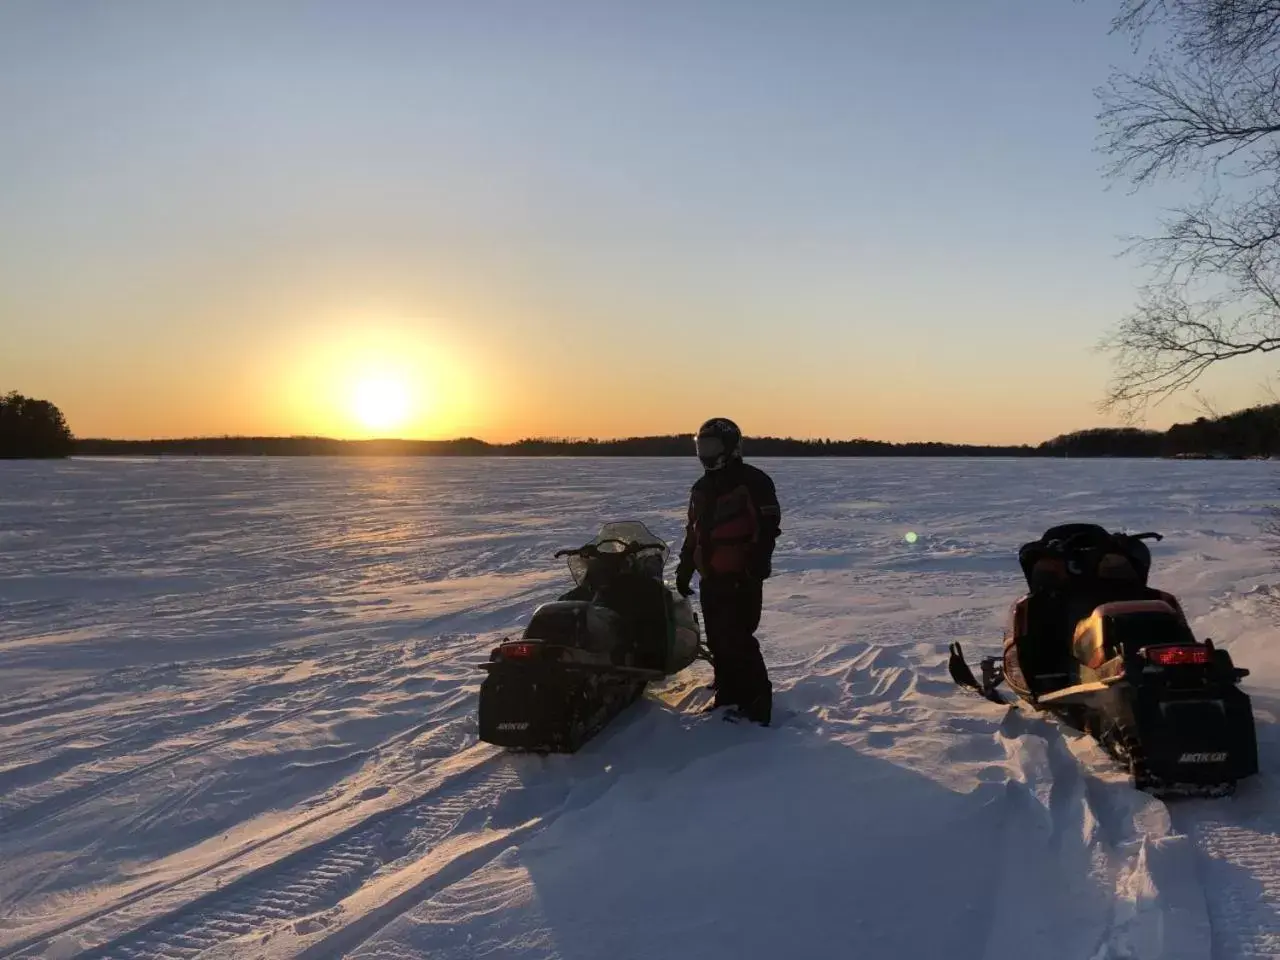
[2,1,1271,444]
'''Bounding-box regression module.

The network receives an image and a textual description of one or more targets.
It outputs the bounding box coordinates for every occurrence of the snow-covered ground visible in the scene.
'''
[2,456,1279,960]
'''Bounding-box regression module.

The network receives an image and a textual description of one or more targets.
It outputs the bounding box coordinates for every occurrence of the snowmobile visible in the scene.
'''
[476,521,706,753]
[948,523,1258,797]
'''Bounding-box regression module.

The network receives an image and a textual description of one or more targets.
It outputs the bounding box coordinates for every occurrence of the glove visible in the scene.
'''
[747,551,772,582]
[676,565,694,597]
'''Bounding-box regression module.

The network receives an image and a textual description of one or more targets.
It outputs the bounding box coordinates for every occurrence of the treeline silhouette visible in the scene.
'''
[0,391,74,458]
[1165,405,1280,458]
[74,435,1041,457]
[1041,403,1280,459]
[9,390,1280,459]
[69,405,1280,459]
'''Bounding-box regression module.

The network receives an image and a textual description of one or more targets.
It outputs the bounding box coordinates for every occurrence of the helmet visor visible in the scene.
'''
[695,434,726,461]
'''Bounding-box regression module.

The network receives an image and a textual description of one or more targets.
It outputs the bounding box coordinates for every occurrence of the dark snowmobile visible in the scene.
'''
[948,523,1258,797]
[477,521,706,753]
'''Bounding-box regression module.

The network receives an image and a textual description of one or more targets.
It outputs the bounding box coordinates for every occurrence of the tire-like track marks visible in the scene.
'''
[0,747,477,959]
[1183,818,1280,959]
[42,756,543,960]
[1,690,360,835]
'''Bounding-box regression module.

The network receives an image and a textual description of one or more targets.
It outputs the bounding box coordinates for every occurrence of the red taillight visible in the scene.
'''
[502,642,539,659]
[1146,645,1211,666]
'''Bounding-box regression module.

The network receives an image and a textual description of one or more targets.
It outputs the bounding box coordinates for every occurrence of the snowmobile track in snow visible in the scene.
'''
[16,753,548,960]
[1,690,357,836]
[1182,817,1280,959]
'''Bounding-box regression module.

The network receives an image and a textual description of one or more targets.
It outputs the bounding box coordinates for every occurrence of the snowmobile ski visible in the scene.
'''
[947,642,1009,705]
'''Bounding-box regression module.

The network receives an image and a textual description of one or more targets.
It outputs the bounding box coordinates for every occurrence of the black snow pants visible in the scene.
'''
[700,575,771,719]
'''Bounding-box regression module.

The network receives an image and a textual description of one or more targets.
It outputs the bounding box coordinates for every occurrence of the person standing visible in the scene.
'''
[675,417,781,725]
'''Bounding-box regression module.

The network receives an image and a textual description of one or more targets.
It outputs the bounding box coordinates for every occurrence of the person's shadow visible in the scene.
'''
[507,706,1006,960]
[360,691,1170,960]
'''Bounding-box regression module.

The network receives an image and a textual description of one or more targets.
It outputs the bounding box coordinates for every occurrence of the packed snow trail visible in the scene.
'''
[1,457,1278,959]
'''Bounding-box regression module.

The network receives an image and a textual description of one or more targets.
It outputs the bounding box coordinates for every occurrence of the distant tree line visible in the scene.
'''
[499,436,1043,457]
[74,436,494,457]
[63,402,1280,458]
[73,434,1041,457]
[8,388,1276,461]
[0,391,74,458]
[1164,405,1280,459]
[1042,404,1280,459]
[1038,427,1166,458]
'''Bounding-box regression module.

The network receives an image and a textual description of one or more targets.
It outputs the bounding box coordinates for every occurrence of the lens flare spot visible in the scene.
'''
[904,531,919,544]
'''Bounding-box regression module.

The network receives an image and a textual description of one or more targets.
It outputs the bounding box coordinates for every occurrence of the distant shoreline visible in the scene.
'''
[70,436,1044,458]
[5,400,1277,460]
[59,435,1270,460]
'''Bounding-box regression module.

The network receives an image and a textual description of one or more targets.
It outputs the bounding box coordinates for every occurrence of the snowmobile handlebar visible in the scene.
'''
[1056,529,1163,553]
[553,539,662,560]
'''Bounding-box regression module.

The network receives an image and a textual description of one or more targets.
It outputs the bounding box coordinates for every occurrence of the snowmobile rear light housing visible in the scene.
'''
[1145,644,1211,666]
[502,642,540,659]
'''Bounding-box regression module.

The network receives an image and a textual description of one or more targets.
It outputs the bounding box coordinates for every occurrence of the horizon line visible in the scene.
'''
[70,428,1162,448]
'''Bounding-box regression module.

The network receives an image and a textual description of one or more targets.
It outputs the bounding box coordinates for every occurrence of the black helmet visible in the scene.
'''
[695,417,742,471]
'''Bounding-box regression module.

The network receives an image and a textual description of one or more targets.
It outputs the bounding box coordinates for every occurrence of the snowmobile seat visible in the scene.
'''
[596,571,670,671]
[1015,589,1078,694]
[1097,551,1140,582]
[557,582,595,603]
[1029,556,1067,590]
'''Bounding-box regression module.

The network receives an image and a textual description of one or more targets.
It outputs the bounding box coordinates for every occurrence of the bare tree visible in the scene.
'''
[1098,0,1280,415]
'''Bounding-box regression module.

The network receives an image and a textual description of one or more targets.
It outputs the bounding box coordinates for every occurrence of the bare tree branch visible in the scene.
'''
[1100,290,1280,412]
[1096,0,1280,412]
[1113,1,1280,64]
[1098,56,1280,185]
[1193,389,1223,417]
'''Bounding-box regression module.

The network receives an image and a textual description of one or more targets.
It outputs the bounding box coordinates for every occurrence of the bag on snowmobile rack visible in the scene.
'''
[1017,524,1160,591]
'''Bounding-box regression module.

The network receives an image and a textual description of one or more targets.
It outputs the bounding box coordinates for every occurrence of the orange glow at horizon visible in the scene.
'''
[273,318,481,440]
[13,297,1242,445]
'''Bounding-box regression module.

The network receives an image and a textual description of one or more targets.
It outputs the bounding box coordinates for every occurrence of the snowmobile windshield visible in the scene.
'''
[564,521,670,586]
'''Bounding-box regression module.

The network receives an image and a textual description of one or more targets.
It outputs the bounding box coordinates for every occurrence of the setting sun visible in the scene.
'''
[275,317,484,440]
[351,376,411,432]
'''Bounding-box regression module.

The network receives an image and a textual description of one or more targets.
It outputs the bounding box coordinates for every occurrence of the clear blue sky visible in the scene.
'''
[0,0,1256,442]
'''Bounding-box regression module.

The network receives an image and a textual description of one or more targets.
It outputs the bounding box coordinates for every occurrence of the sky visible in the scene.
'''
[1,0,1270,444]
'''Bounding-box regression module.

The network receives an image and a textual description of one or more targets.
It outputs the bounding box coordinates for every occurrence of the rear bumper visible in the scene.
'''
[476,660,655,751]
[477,667,578,750]
[1134,684,1258,784]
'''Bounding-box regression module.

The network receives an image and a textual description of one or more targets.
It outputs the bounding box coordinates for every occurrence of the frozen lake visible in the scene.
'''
[2,456,1279,959]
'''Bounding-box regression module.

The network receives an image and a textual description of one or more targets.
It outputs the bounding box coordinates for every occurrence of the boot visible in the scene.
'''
[701,689,736,712]
[740,688,771,726]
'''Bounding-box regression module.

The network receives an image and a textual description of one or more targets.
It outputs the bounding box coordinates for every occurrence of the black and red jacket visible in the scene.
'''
[676,460,781,581]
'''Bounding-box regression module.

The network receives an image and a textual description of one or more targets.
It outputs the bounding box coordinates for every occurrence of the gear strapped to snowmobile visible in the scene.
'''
[948,523,1258,797]
[477,522,707,753]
